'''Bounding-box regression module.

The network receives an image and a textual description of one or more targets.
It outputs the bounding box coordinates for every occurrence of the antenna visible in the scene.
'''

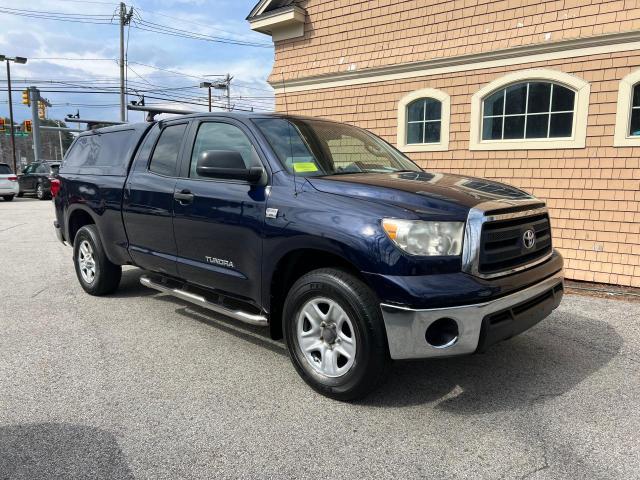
[280,72,298,196]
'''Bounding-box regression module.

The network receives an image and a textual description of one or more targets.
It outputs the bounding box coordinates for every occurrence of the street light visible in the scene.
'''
[199,81,213,112]
[1,54,28,173]
[200,74,233,112]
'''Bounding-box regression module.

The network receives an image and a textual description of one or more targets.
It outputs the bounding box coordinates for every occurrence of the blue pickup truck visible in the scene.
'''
[53,113,563,400]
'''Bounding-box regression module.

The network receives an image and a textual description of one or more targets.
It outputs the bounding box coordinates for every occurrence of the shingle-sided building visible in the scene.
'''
[248,0,640,287]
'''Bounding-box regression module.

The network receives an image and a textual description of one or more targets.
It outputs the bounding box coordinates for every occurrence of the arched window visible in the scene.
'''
[406,98,442,144]
[614,70,640,146]
[470,69,590,150]
[397,88,450,152]
[481,82,575,140]
[630,84,640,136]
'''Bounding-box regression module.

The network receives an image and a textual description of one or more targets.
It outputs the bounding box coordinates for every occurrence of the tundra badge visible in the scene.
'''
[205,256,235,268]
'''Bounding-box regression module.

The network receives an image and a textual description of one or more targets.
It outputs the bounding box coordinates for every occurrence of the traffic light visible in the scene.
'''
[0,118,4,132]
[38,100,46,120]
[21,89,30,106]
[23,120,32,133]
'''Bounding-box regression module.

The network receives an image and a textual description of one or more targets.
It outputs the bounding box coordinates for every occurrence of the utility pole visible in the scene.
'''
[29,86,42,163]
[57,120,64,158]
[5,60,17,172]
[211,74,233,111]
[225,73,232,112]
[119,2,134,122]
[1,55,27,172]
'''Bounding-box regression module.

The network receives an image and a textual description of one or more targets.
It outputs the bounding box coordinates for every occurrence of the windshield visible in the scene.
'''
[254,118,421,176]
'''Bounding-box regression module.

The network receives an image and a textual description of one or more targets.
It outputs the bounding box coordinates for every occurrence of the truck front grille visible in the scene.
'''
[478,212,552,274]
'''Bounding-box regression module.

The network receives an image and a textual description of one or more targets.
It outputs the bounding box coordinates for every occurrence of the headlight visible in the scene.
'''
[382,219,464,256]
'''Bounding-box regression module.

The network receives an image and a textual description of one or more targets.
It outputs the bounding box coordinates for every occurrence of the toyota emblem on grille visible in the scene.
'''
[523,229,536,249]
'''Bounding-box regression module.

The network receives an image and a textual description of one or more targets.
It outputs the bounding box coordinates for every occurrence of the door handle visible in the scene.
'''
[174,189,194,204]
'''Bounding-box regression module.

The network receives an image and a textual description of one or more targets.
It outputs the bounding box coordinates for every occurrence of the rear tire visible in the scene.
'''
[2,195,14,201]
[283,268,389,401]
[73,225,122,296]
[36,182,49,200]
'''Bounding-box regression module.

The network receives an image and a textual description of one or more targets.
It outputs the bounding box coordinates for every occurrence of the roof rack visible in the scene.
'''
[127,104,197,122]
[65,117,126,126]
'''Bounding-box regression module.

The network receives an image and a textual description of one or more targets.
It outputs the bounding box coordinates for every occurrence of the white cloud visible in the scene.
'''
[0,0,274,121]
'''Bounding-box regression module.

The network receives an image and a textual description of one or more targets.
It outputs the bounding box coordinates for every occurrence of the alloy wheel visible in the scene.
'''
[296,297,356,378]
[78,240,96,284]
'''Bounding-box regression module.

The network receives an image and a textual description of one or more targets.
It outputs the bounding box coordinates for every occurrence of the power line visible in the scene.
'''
[131,19,271,48]
[30,57,116,61]
[0,7,114,25]
[0,6,272,48]
[128,61,222,81]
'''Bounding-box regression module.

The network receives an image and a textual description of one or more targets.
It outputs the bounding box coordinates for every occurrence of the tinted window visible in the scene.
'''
[36,164,49,174]
[0,164,12,174]
[255,118,420,176]
[149,124,187,177]
[190,122,260,179]
[61,130,139,175]
[23,164,37,174]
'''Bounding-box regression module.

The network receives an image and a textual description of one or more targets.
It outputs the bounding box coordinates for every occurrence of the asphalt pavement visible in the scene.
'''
[1,197,639,479]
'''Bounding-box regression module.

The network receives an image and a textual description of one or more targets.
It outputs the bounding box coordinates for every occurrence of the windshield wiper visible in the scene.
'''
[329,170,365,176]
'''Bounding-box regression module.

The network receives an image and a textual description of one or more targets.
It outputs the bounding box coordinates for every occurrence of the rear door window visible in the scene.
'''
[149,124,187,177]
[60,129,140,175]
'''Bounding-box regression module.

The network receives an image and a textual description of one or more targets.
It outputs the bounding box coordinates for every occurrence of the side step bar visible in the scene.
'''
[140,275,268,327]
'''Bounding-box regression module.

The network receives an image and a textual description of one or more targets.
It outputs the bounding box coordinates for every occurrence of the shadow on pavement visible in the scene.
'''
[0,423,133,480]
[113,275,622,411]
[109,269,155,299]
[361,313,622,411]
[176,304,288,357]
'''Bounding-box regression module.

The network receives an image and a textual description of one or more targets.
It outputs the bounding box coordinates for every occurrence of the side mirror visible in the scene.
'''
[196,150,265,184]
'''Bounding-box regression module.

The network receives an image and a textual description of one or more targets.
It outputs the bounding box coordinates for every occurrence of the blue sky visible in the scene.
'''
[0,0,275,123]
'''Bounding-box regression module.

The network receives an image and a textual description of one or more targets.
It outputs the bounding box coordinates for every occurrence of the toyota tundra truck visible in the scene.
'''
[53,113,564,400]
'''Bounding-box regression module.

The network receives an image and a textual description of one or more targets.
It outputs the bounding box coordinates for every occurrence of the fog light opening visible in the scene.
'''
[425,318,459,349]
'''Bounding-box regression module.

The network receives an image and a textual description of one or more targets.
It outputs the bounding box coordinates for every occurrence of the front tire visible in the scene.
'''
[73,225,122,296]
[283,268,389,401]
[2,195,14,201]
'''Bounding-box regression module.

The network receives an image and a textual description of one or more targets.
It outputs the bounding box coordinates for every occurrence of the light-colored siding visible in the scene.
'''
[275,52,640,287]
[271,0,640,82]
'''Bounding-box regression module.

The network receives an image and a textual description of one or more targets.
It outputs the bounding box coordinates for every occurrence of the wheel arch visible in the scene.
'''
[66,206,97,246]
[266,247,374,340]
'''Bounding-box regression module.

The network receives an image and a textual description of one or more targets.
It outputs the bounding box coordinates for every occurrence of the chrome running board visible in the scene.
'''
[140,275,268,327]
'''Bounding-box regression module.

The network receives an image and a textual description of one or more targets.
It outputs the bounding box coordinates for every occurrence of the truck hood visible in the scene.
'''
[306,171,537,217]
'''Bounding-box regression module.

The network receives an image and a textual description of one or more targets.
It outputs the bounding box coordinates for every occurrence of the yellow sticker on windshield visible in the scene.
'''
[293,162,318,173]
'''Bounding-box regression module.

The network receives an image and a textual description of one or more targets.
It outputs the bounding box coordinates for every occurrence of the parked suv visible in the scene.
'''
[53,114,564,400]
[18,161,60,200]
[0,163,19,201]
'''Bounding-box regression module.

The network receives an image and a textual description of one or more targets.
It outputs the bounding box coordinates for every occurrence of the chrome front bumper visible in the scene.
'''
[380,271,564,360]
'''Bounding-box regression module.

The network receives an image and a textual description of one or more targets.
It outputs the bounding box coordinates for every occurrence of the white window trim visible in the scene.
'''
[469,69,590,150]
[397,88,450,152]
[614,70,640,146]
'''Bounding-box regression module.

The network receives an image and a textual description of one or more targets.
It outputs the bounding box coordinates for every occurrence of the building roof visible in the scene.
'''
[247,0,295,20]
